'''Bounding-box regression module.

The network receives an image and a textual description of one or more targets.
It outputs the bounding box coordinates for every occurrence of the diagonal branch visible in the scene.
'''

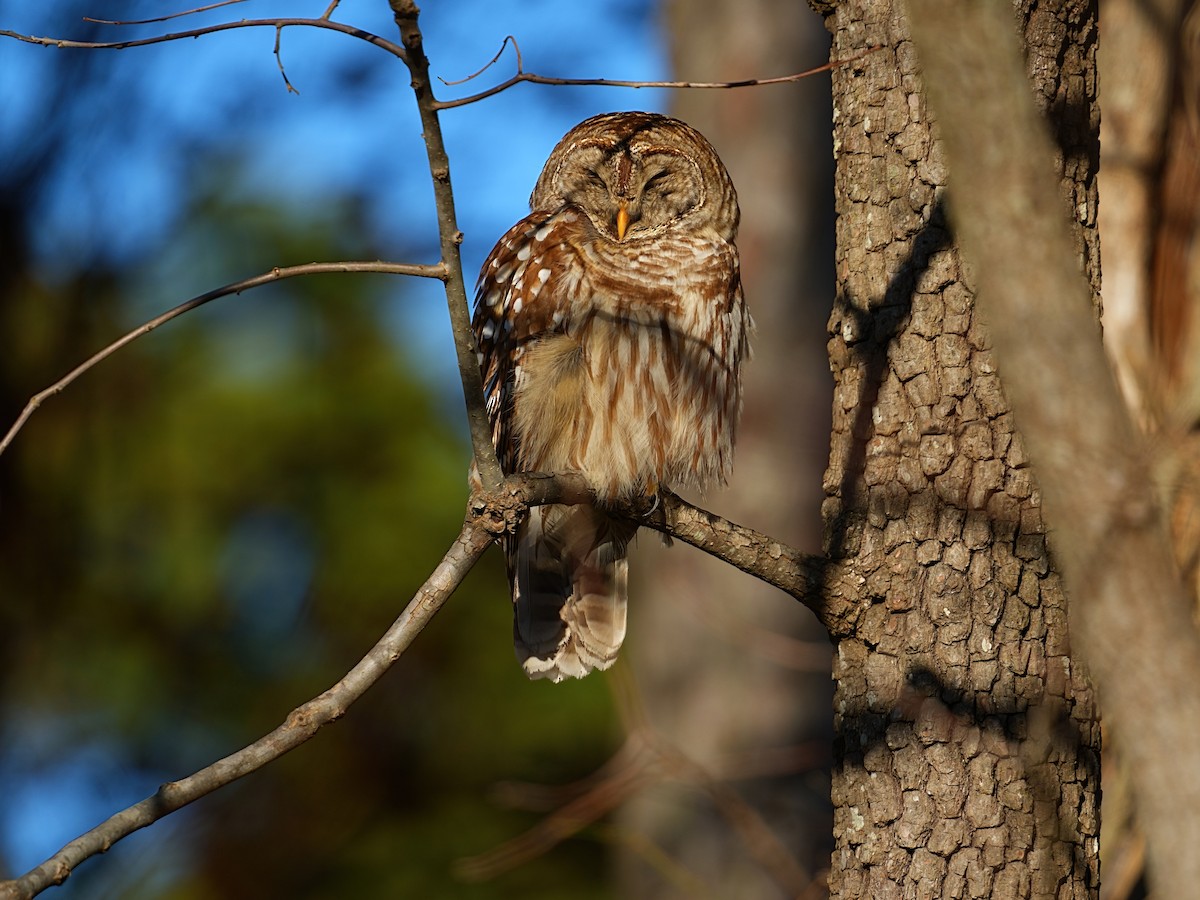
[0,518,494,900]
[0,260,447,458]
[0,479,839,898]
[389,0,503,488]
[0,463,845,899]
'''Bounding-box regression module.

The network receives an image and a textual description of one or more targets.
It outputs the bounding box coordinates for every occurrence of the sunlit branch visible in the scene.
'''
[0,518,493,900]
[0,18,407,61]
[0,473,841,898]
[83,0,251,26]
[438,33,521,86]
[482,474,858,636]
[434,43,884,110]
[390,0,505,489]
[0,260,447,458]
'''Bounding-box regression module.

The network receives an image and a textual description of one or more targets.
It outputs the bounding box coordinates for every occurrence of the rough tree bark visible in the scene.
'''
[906,0,1200,895]
[811,0,1101,896]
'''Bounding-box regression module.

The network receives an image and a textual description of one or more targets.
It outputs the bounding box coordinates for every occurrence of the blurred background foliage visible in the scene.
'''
[0,1,670,896]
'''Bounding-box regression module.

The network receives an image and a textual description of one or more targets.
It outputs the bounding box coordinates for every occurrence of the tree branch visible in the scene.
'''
[389,0,504,488]
[82,0,251,27]
[476,473,859,636]
[0,518,494,900]
[434,43,883,110]
[0,260,446,459]
[0,468,841,899]
[0,18,407,61]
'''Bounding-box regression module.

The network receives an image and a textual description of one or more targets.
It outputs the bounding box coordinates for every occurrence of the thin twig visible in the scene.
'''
[609,671,812,895]
[389,0,504,488]
[83,0,250,26]
[434,44,884,110]
[592,823,719,900]
[658,741,812,895]
[320,0,341,20]
[0,518,494,900]
[0,260,446,458]
[0,18,407,61]
[274,24,299,94]
[438,34,519,86]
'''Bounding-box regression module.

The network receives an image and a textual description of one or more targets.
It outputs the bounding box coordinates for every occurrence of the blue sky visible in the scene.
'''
[0,0,669,886]
[1,0,672,393]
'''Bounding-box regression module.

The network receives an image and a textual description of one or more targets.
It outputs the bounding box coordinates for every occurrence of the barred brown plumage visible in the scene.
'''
[472,111,751,682]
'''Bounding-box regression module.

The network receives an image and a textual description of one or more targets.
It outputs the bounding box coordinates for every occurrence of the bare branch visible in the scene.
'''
[434,44,884,111]
[0,260,446,458]
[0,467,836,898]
[476,473,858,635]
[0,466,840,898]
[0,519,493,900]
[643,491,855,634]
[83,0,250,26]
[438,34,520,86]
[389,0,504,489]
[0,18,407,61]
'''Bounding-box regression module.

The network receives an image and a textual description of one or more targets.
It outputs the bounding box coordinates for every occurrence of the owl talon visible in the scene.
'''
[643,481,661,516]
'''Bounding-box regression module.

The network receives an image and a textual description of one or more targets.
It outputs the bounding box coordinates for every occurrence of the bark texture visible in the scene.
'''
[815,1,1101,896]
[907,0,1200,896]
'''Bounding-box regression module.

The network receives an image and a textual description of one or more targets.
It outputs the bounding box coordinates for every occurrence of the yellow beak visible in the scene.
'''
[616,201,630,241]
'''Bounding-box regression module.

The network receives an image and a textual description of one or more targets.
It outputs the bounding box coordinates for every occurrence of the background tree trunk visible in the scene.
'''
[813,0,1101,896]
[1098,1,1200,892]
[617,0,837,895]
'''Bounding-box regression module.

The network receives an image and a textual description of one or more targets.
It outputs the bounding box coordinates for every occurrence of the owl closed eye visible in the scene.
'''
[472,111,751,682]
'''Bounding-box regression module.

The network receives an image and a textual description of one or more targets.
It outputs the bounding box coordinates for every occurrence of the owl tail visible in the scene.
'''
[510,504,636,682]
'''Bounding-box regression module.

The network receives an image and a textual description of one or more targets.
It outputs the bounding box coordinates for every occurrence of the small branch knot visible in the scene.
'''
[469,487,525,537]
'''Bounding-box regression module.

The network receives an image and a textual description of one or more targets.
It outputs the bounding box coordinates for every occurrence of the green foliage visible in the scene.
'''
[1,178,618,897]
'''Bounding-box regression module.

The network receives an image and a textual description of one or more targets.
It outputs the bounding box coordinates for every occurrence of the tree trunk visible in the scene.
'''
[813,0,1101,896]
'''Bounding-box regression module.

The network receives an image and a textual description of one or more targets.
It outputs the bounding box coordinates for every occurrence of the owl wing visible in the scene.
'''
[472,208,586,475]
[474,207,633,682]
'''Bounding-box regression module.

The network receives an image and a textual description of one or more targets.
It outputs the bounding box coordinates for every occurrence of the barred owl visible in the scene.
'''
[473,111,750,682]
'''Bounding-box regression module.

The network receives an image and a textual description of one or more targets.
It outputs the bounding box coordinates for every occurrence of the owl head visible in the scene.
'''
[530,111,739,244]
